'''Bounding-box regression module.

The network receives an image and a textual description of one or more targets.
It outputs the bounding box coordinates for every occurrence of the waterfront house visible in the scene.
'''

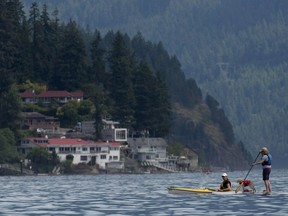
[18,137,123,170]
[127,137,167,162]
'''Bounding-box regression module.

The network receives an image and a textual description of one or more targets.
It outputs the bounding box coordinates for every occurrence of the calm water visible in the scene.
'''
[0,169,287,215]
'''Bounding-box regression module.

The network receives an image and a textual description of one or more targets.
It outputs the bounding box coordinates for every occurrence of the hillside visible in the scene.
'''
[20,0,288,167]
[1,0,252,170]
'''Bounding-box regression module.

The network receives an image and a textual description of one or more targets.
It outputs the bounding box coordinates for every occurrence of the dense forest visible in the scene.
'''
[1,0,252,170]
[20,0,288,167]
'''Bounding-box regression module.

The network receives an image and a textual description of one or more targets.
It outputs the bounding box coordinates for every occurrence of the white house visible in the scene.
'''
[18,137,123,170]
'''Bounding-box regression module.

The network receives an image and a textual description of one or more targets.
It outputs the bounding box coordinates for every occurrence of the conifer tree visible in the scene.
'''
[0,0,23,130]
[90,31,106,85]
[52,20,88,91]
[133,61,155,134]
[108,31,135,128]
[150,72,171,137]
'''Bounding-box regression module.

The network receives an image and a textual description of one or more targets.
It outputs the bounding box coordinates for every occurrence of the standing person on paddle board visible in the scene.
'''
[235,178,256,193]
[218,173,232,192]
[253,147,272,195]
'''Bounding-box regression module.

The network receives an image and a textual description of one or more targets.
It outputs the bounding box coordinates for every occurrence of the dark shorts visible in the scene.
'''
[262,168,271,180]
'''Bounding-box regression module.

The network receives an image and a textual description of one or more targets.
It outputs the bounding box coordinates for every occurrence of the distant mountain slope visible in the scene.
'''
[21,0,288,167]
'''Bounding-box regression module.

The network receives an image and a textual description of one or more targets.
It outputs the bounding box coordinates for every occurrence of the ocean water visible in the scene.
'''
[0,168,287,215]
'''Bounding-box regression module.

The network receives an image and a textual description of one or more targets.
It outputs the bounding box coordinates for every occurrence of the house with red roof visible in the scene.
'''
[19,90,37,103]
[18,137,123,170]
[20,90,84,104]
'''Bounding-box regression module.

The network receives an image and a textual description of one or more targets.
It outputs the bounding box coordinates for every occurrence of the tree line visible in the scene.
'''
[0,0,251,169]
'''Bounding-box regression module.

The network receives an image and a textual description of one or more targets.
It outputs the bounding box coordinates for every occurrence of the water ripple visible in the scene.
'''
[0,170,287,215]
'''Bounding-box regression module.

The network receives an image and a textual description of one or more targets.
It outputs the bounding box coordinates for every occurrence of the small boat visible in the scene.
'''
[167,187,245,195]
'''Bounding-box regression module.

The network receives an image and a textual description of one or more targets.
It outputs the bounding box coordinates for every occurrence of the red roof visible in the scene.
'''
[38,91,72,98]
[71,91,84,97]
[20,90,36,98]
[29,138,121,147]
[48,138,91,145]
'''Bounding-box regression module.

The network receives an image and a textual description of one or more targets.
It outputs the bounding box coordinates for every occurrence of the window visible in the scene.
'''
[100,155,106,159]
[80,156,88,161]
[113,156,118,160]
[115,129,127,140]
[82,147,88,151]
[48,147,55,152]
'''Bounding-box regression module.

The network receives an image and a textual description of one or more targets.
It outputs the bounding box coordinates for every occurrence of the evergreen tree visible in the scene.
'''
[108,31,135,128]
[0,128,19,163]
[28,2,43,81]
[90,30,106,85]
[38,3,54,82]
[0,0,23,130]
[150,72,171,137]
[52,20,88,90]
[133,61,155,134]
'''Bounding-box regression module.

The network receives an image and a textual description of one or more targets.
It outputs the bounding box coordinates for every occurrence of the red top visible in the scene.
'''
[243,180,251,186]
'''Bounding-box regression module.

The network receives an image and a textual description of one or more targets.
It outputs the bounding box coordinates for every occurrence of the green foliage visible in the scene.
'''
[26,147,59,173]
[51,20,87,90]
[167,143,184,156]
[56,101,79,128]
[108,32,136,128]
[66,154,74,161]
[2,0,253,169]
[19,80,47,94]
[0,84,21,131]
[24,0,288,165]
[61,160,73,173]
[56,100,94,128]
[0,128,19,163]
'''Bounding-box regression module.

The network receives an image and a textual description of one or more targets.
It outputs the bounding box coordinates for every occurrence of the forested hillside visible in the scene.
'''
[0,0,253,170]
[21,0,288,167]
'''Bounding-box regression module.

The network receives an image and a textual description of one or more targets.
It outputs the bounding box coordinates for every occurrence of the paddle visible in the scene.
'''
[235,152,260,193]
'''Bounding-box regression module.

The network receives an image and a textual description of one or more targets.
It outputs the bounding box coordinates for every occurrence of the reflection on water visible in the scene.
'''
[0,169,287,215]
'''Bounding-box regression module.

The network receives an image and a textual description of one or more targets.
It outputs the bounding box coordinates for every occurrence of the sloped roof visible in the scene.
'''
[19,90,36,98]
[37,91,72,98]
[21,112,46,118]
[29,138,121,147]
[71,91,84,97]
[20,90,84,98]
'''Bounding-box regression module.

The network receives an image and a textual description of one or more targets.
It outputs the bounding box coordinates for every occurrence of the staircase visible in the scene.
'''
[141,161,179,173]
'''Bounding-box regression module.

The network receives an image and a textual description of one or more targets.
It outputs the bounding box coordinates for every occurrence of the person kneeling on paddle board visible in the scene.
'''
[235,178,256,193]
[218,173,232,192]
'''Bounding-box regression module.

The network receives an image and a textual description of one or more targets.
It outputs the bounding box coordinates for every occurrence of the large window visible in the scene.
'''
[115,129,127,141]
[100,155,106,159]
